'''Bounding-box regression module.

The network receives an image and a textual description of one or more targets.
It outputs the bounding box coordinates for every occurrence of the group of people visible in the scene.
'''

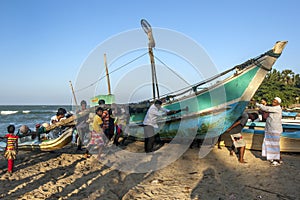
[223,96,283,166]
[1,96,284,174]
[75,99,129,159]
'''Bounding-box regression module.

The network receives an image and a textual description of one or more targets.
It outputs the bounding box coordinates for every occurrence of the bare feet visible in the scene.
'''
[84,153,91,158]
[239,160,247,163]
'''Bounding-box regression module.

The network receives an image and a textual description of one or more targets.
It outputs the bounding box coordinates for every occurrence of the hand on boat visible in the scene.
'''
[177,106,189,113]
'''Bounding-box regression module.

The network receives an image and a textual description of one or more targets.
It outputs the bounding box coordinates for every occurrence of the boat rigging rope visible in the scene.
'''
[154,55,191,86]
[75,44,271,95]
[75,51,149,93]
[159,51,270,99]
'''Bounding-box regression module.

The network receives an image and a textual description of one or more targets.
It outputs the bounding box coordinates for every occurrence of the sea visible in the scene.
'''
[0,105,73,137]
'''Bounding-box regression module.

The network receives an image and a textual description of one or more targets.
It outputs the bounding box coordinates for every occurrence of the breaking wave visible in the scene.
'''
[1,111,18,115]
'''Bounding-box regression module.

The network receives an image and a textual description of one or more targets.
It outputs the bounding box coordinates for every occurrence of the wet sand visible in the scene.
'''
[0,141,299,200]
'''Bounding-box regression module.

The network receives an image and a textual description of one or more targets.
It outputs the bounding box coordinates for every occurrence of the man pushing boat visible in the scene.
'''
[143,99,186,153]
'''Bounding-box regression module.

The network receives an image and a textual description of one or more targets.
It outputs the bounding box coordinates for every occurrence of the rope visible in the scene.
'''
[75,51,149,93]
[74,45,272,97]
[158,67,235,100]
[158,54,269,99]
[154,55,191,86]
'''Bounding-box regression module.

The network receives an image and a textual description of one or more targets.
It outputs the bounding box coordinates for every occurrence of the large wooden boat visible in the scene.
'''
[126,40,288,141]
[83,20,288,145]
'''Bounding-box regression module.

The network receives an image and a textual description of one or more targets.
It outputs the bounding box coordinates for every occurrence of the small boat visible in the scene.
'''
[17,127,74,151]
[0,116,75,151]
[240,121,300,152]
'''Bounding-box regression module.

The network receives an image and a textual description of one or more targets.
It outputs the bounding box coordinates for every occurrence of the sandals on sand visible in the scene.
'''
[271,160,281,166]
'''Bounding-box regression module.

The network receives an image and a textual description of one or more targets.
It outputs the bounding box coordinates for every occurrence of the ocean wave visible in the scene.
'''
[1,111,18,115]
[22,110,31,114]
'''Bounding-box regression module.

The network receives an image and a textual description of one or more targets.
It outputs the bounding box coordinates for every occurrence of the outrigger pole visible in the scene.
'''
[141,19,160,100]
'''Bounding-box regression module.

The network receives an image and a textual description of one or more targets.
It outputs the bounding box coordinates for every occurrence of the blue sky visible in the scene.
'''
[0,0,299,105]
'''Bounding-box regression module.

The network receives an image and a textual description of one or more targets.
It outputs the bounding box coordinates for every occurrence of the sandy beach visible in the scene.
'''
[0,140,299,200]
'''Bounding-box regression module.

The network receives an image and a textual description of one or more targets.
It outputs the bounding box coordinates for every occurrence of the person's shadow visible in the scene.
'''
[191,167,223,199]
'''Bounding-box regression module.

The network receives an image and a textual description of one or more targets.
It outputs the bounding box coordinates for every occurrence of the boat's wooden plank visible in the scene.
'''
[222,132,300,152]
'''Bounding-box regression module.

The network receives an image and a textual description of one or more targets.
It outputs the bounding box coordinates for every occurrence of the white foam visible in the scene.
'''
[1,111,18,115]
[22,110,31,114]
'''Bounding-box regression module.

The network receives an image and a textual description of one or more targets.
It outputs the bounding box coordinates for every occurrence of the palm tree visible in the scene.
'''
[281,69,294,85]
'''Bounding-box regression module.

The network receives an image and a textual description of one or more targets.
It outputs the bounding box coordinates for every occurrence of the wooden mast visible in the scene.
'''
[141,19,159,100]
[104,53,111,95]
[69,80,78,107]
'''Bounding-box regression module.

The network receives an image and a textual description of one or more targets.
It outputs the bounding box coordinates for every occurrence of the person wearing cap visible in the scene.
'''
[143,99,182,153]
[256,97,283,166]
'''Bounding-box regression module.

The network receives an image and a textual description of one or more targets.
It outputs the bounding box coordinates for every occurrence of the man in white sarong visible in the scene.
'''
[256,97,282,166]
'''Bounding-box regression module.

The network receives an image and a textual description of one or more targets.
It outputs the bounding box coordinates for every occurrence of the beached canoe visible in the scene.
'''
[18,127,74,151]
[0,116,76,152]
[0,127,74,151]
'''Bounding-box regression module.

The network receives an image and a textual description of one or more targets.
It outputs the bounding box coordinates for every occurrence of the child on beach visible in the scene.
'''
[3,125,19,174]
[85,107,105,160]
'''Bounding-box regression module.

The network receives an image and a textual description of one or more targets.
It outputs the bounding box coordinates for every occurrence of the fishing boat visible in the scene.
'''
[0,116,75,152]
[16,127,74,151]
[121,21,288,142]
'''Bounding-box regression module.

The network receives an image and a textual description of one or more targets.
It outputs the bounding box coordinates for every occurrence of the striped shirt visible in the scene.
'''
[5,134,18,150]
